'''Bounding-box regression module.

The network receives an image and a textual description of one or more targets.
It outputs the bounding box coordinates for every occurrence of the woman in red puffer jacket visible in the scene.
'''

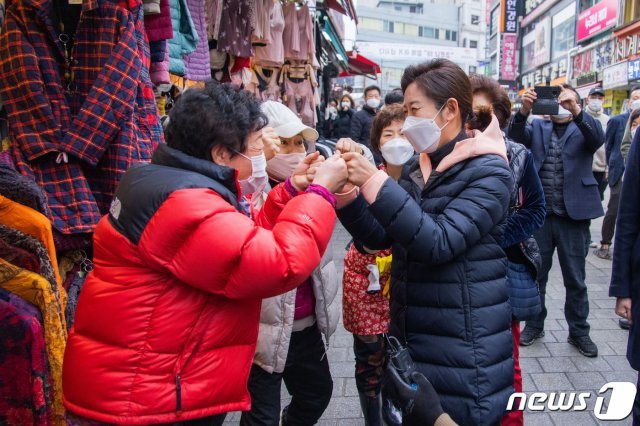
[62,82,348,425]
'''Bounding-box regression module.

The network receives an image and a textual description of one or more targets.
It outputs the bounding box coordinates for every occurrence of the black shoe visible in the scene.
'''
[519,327,544,346]
[619,318,631,330]
[568,335,598,357]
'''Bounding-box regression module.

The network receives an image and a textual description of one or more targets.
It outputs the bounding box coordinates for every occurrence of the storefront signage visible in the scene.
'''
[524,0,555,16]
[501,0,518,33]
[356,42,478,66]
[521,58,568,88]
[577,72,599,87]
[629,58,640,82]
[576,0,618,43]
[522,0,558,27]
[534,17,552,67]
[570,40,615,81]
[603,61,629,89]
[615,31,640,63]
[500,34,518,81]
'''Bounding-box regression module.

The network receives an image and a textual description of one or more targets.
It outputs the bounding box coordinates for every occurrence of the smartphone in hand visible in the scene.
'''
[532,86,561,115]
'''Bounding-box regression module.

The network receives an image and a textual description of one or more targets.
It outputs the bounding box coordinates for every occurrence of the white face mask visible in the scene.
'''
[551,105,573,121]
[341,102,351,109]
[589,99,603,112]
[266,152,306,182]
[380,137,414,166]
[401,104,449,154]
[631,99,640,112]
[238,152,268,198]
[366,98,381,109]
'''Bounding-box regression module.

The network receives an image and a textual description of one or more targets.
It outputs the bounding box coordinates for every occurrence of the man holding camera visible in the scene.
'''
[508,85,605,357]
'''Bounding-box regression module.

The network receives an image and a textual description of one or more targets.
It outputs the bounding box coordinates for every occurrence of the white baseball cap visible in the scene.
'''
[261,101,319,142]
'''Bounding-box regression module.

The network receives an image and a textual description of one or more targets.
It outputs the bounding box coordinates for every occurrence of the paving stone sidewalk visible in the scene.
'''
[225,213,636,425]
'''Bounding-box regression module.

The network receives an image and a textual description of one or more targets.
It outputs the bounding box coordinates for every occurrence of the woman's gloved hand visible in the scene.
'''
[384,365,445,426]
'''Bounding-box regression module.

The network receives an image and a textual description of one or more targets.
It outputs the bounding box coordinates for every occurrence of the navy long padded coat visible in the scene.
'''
[610,130,640,371]
[338,151,514,425]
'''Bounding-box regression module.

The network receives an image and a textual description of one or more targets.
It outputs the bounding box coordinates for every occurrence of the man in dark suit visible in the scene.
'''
[596,87,640,264]
[508,85,605,357]
[610,129,640,423]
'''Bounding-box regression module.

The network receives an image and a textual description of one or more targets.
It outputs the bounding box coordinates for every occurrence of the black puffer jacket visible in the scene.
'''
[338,151,514,426]
[332,108,354,139]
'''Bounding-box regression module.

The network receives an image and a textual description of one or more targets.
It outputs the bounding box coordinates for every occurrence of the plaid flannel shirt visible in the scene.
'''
[0,0,161,234]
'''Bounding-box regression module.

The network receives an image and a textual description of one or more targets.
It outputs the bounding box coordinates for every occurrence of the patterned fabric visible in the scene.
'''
[342,245,391,336]
[0,225,59,325]
[64,273,86,332]
[0,259,67,425]
[0,238,41,275]
[0,164,49,217]
[0,0,159,235]
[217,0,253,57]
[0,292,52,425]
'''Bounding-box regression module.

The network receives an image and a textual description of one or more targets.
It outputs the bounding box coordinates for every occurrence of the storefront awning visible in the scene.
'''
[322,0,357,23]
[322,20,348,68]
[339,53,381,78]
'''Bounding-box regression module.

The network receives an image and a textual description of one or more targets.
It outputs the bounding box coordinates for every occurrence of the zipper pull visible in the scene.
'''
[175,374,182,413]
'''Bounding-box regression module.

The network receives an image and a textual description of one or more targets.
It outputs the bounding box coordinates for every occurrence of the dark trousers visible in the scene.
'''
[353,334,385,397]
[240,324,333,426]
[526,214,591,337]
[601,179,623,245]
[593,171,607,201]
[167,415,226,426]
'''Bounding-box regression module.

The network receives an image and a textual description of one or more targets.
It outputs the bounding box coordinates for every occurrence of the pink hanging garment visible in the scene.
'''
[283,3,314,63]
[253,0,285,67]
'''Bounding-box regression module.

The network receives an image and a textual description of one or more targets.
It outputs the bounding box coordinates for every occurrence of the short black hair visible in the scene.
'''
[384,89,404,106]
[562,84,581,102]
[165,81,267,160]
[364,85,381,97]
[631,86,640,95]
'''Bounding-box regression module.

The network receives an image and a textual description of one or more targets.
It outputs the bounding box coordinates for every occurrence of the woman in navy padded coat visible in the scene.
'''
[336,59,514,425]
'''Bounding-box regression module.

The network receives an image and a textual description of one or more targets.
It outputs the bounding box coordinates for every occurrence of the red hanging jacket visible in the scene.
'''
[62,144,335,424]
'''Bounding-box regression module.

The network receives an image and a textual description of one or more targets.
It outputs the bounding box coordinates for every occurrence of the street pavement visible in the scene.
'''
[224,209,636,425]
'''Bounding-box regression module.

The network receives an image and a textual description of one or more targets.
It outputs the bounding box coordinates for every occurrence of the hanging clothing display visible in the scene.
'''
[0,164,50,218]
[247,66,281,101]
[0,0,160,235]
[252,0,273,46]
[253,0,285,67]
[143,0,172,42]
[283,2,315,63]
[0,259,67,425]
[0,225,60,297]
[217,0,254,58]
[168,0,198,75]
[205,0,223,41]
[142,0,161,14]
[280,64,319,127]
[183,0,212,81]
[0,195,63,294]
[0,290,52,426]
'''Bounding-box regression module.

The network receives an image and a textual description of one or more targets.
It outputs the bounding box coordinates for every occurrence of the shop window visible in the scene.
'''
[471,15,480,25]
[470,40,478,48]
[445,30,457,41]
[624,0,640,23]
[404,24,419,36]
[552,4,576,60]
[419,26,435,38]
[395,6,401,11]
[469,65,478,74]
[360,18,384,31]
[384,20,395,33]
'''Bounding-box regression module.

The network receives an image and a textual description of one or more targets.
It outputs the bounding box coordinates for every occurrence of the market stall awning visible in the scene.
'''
[339,53,381,78]
[324,0,357,23]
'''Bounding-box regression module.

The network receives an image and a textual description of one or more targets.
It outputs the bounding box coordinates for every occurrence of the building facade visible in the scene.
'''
[350,0,488,93]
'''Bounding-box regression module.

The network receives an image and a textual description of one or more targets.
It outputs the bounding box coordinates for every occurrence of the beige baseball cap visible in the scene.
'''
[261,101,319,141]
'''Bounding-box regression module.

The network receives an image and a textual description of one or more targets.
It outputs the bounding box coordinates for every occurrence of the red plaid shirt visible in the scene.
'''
[0,0,161,234]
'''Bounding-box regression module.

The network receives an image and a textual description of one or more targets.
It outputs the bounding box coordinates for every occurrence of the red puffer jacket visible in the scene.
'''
[62,144,335,424]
